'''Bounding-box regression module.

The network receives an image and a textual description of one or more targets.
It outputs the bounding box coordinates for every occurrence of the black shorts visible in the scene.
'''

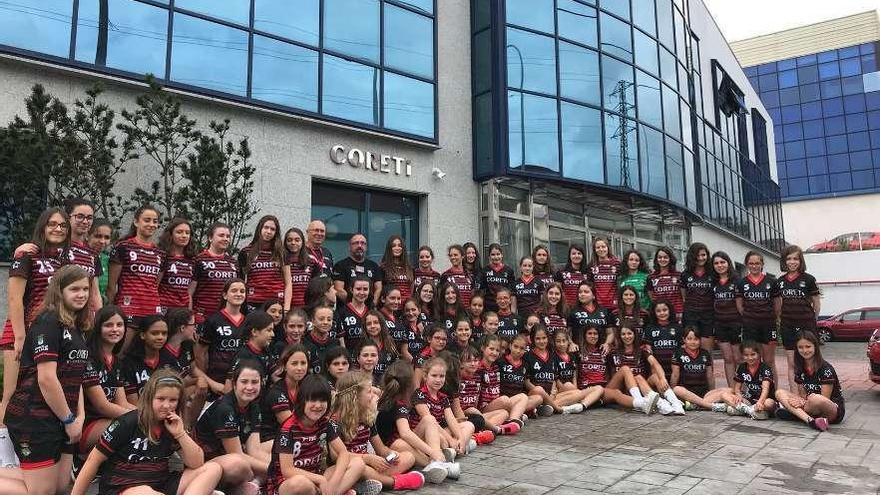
[8,426,70,470]
[102,471,182,495]
[682,311,715,338]
[831,401,845,424]
[466,413,486,432]
[684,385,709,398]
[742,324,777,345]
[780,323,816,350]
[714,323,741,344]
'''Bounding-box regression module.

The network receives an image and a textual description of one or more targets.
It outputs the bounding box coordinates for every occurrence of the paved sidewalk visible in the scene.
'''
[410,342,880,495]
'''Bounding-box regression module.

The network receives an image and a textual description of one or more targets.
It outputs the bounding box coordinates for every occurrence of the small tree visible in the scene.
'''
[178,119,257,250]
[117,76,200,220]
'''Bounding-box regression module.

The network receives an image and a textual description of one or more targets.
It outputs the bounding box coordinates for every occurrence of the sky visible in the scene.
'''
[702,0,880,41]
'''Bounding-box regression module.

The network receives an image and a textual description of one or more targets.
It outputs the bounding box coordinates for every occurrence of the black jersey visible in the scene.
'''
[496,311,522,341]
[404,321,426,358]
[198,310,247,385]
[577,348,609,387]
[794,361,844,406]
[734,362,774,402]
[121,347,183,396]
[776,273,820,327]
[497,355,527,396]
[514,276,543,317]
[372,344,397,381]
[333,257,383,302]
[610,348,651,377]
[735,274,778,327]
[469,317,484,343]
[713,277,740,325]
[375,400,410,444]
[413,347,436,370]
[195,392,262,460]
[303,331,341,375]
[644,322,682,377]
[260,379,295,441]
[568,304,612,344]
[336,303,369,353]
[83,354,124,420]
[164,341,195,378]
[524,350,556,393]
[96,410,178,494]
[672,348,712,388]
[266,414,337,495]
[479,264,516,311]
[228,342,272,385]
[381,309,408,346]
[681,269,715,313]
[554,353,578,384]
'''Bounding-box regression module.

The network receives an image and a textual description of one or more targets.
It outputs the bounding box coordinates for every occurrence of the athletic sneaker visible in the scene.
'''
[735,403,752,416]
[444,462,462,480]
[656,398,675,415]
[392,472,425,491]
[810,417,829,432]
[671,401,686,415]
[211,491,226,495]
[442,447,456,463]
[683,401,698,411]
[508,417,525,428]
[422,461,448,484]
[472,430,495,445]
[465,438,478,454]
[561,403,585,414]
[644,391,661,414]
[774,406,794,421]
[353,479,383,495]
[751,409,769,420]
[711,402,728,413]
[537,404,555,417]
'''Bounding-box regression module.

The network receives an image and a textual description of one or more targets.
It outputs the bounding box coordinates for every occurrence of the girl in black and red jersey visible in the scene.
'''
[195,361,269,493]
[379,286,410,361]
[382,235,414,301]
[332,371,425,492]
[121,314,184,403]
[441,245,476,308]
[196,278,247,397]
[711,251,742,387]
[238,216,292,314]
[523,326,584,415]
[322,348,351,393]
[412,357,475,462]
[554,244,588,308]
[70,370,222,495]
[613,285,649,340]
[497,334,544,413]
[452,346,504,442]
[0,265,89,495]
[262,299,285,342]
[415,280,435,324]
[467,293,485,341]
[80,306,136,454]
[283,227,312,310]
[774,245,821,392]
[412,246,441,293]
[610,326,682,415]
[107,205,163,330]
[643,301,682,385]
[577,326,655,414]
[225,311,276,391]
[735,251,779,384]
[191,223,239,325]
[447,318,473,357]
[670,327,729,411]
[462,242,482,284]
[479,243,516,313]
[0,207,70,426]
[775,331,845,431]
[532,245,556,290]
[336,277,371,357]
[514,256,542,319]
[681,243,715,352]
[303,305,340,376]
[260,345,309,451]
[721,341,776,420]
[357,341,383,387]
[553,329,604,413]
[537,282,568,337]
[435,282,467,336]
[647,247,683,321]
[495,288,522,341]
[568,281,613,349]
[414,327,448,385]
[364,310,399,381]
[158,217,196,314]
[587,236,619,310]
[270,309,307,373]
[164,308,205,427]
[617,249,650,310]
[402,299,427,361]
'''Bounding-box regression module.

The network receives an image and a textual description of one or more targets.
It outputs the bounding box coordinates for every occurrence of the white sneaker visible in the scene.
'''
[711,402,728,413]
[466,438,477,454]
[422,462,448,484]
[561,403,585,414]
[643,391,660,415]
[671,400,686,415]
[537,404,555,417]
[444,462,461,480]
[521,414,529,423]
[442,447,456,463]
[735,403,752,416]
[726,405,745,416]
[656,398,675,415]
[353,479,383,495]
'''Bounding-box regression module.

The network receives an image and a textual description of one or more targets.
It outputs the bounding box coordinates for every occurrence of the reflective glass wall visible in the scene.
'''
[0,0,437,141]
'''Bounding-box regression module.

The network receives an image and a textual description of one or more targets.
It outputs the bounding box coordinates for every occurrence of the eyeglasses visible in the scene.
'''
[47,222,69,230]
[71,214,94,222]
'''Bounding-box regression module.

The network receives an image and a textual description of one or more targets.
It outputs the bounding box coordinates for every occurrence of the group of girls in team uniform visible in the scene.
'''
[0,200,846,495]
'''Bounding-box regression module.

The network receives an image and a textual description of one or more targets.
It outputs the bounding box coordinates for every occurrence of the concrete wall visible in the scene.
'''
[806,250,880,315]
[781,194,880,248]
[691,223,781,270]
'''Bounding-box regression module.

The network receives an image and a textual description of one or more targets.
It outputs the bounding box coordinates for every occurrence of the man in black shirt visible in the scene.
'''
[333,233,383,306]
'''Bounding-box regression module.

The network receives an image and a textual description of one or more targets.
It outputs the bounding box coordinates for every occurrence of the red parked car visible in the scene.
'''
[868,329,880,385]
[816,307,880,342]
[807,232,880,253]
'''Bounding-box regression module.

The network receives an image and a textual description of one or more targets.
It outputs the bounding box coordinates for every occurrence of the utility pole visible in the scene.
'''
[610,80,635,189]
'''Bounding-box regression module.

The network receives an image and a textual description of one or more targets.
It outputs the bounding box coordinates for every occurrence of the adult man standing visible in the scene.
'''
[306,220,334,278]
[333,233,383,306]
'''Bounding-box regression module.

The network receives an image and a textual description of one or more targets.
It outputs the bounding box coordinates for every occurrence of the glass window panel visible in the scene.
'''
[660,48,677,89]
[322,55,379,125]
[394,0,433,14]
[673,9,686,62]
[850,150,872,170]
[846,113,868,132]
[848,131,870,152]
[758,73,778,91]
[820,79,841,99]
[852,170,874,189]
[779,87,799,107]
[0,0,72,57]
[474,93,494,176]
[818,61,839,80]
[828,153,849,173]
[634,29,659,75]
[677,62,688,96]
[384,72,434,137]
[506,28,557,95]
[601,0,630,20]
[473,30,491,94]
[826,135,848,154]
[797,65,818,84]
[841,75,863,96]
[508,91,559,171]
[662,83,680,138]
[684,149,696,209]
[830,172,852,192]
[656,0,673,50]
[506,0,554,33]
[680,98,692,148]
[784,140,804,160]
[600,12,632,62]
[809,175,829,194]
[757,62,776,75]
[817,49,838,63]
[862,54,878,73]
[783,123,803,141]
[788,177,808,196]
[824,116,846,136]
[384,4,433,78]
[324,0,379,62]
[871,110,880,130]
[778,69,798,88]
[605,113,639,188]
[781,104,801,123]
[636,71,662,128]
[760,90,780,108]
[632,0,656,35]
[602,56,635,117]
[844,94,866,114]
[838,45,859,58]
[802,119,824,139]
[777,58,796,71]
[807,156,827,175]
[251,35,318,111]
[786,159,806,177]
[796,54,817,67]
[639,124,666,197]
[803,138,824,157]
[557,0,598,47]
[75,0,167,76]
[799,83,820,103]
[254,0,319,46]
[665,136,684,204]
[561,103,604,183]
[176,0,249,25]
[171,14,248,95]
[559,42,600,105]
[840,57,861,77]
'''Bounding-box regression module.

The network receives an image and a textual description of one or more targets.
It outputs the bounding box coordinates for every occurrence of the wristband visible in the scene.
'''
[61,412,76,425]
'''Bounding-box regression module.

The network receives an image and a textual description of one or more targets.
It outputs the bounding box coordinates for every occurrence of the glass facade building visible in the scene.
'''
[745,41,880,200]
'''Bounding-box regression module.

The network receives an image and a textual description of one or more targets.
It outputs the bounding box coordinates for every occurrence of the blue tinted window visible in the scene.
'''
[322,55,378,125]
[830,173,852,192]
[559,42,600,105]
[778,69,797,88]
[862,42,876,55]
[324,0,379,62]
[799,84,820,103]
[797,65,818,84]
[662,84,680,138]
[817,49,837,63]
[784,140,805,160]
[395,0,433,14]
[639,123,666,197]
[506,28,557,95]
[385,4,433,78]
[761,90,780,108]
[251,36,319,111]
[826,135,848,154]
[803,138,824,157]
[867,92,880,111]
[757,61,776,75]
[852,170,874,189]
[600,12,632,62]
[632,0,656,35]
[782,123,803,141]
[673,9,686,62]
[840,57,861,77]
[844,94,866,114]
[656,0,674,50]
[807,156,827,175]
[801,101,821,120]
[787,159,806,177]
[744,66,758,77]
[780,105,801,124]
[602,56,635,117]
[75,0,167,77]
[838,45,859,58]
[863,54,878,73]
[777,162,787,179]
[779,87,799,106]
[758,74,778,91]
[176,0,249,24]
[803,119,824,139]
[846,113,868,132]
[872,129,880,147]
[820,79,841,99]
[869,110,880,130]
[604,114,639,188]
[0,0,72,57]
[254,0,319,46]
[809,175,829,194]
[665,136,685,205]
[557,0,598,47]
[636,71,662,128]
[822,98,843,117]
[777,58,797,71]
[788,177,809,195]
[824,116,846,136]
[848,131,870,152]
[171,14,248,95]
[561,103,604,183]
[818,61,839,80]
[660,48,677,89]
[634,30,659,75]
[384,72,434,138]
[601,0,630,20]
[796,54,817,67]
[850,150,873,170]
[841,76,863,96]
[508,91,559,171]
[506,0,554,33]
[680,98,692,149]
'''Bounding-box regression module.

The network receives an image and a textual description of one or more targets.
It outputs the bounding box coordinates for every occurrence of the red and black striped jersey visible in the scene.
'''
[497,355,527,396]
[412,268,441,291]
[111,238,164,317]
[612,307,649,338]
[713,277,740,325]
[734,362,774,402]
[477,361,501,409]
[409,385,450,429]
[238,247,286,305]
[158,255,194,310]
[83,354,124,420]
[195,392,262,460]
[288,257,313,309]
[672,347,712,388]
[554,352,578,384]
[192,251,238,322]
[68,241,101,279]
[644,322,682,377]
[577,347,609,387]
[535,271,556,291]
[198,310,246,384]
[525,350,556,393]
[610,348,651,377]
[735,273,778,327]
[554,269,587,308]
[306,246,334,278]
[458,373,481,410]
[8,247,66,325]
[514,276,543,318]
[267,414,337,495]
[95,410,179,494]
[588,258,619,310]
[121,348,183,396]
[539,310,568,337]
[776,272,820,327]
[479,263,516,312]
[648,271,683,316]
[681,269,714,313]
[383,265,413,301]
[260,379,296,441]
[413,346,436,370]
[440,268,475,308]
[334,420,376,454]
